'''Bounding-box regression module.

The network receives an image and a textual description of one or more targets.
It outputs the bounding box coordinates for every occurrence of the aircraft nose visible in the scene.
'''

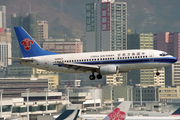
[172,57,177,63]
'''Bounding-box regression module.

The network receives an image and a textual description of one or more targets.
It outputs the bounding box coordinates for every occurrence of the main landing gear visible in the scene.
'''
[89,73,102,80]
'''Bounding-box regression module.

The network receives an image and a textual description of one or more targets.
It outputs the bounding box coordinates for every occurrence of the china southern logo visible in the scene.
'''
[21,38,34,51]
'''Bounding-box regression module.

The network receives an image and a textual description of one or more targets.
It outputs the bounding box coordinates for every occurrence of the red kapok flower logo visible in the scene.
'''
[108,108,126,120]
[21,38,34,51]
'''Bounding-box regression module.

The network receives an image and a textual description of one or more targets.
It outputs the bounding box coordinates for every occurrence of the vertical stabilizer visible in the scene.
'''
[103,101,131,120]
[171,107,180,116]
[14,26,58,57]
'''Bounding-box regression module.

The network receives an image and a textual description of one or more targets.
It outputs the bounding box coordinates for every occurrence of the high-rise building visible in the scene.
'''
[86,0,127,52]
[86,0,127,85]
[168,32,180,61]
[153,32,169,53]
[172,61,180,86]
[37,20,48,47]
[127,33,140,85]
[140,33,154,86]
[0,30,11,67]
[0,6,6,28]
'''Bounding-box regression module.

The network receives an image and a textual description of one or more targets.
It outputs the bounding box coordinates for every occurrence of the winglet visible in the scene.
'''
[103,101,131,120]
[14,26,58,57]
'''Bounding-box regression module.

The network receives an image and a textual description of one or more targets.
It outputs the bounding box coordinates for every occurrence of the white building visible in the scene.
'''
[0,92,67,120]
[154,68,165,87]
[172,61,180,86]
[0,6,6,28]
[37,20,48,46]
[0,31,11,67]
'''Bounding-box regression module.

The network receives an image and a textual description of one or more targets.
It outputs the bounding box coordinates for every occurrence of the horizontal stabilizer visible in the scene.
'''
[8,57,34,62]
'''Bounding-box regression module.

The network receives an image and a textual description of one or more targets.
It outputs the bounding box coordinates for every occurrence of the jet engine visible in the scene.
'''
[99,65,119,75]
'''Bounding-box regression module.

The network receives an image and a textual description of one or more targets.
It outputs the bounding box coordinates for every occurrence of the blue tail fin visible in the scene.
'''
[171,107,180,116]
[14,26,58,57]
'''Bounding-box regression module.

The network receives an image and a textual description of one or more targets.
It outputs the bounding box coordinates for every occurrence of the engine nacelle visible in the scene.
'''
[99,65,119,75]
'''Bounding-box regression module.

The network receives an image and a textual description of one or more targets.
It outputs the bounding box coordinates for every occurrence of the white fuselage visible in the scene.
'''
[20,49,176,74]
[79,115,180,120]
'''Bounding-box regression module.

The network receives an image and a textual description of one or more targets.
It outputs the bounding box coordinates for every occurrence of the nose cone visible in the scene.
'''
[172,56,177,63]
[171,56,177,63]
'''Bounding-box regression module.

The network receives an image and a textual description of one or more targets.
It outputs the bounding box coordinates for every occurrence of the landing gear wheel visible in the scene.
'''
[97,74,102,79]
[89,74,95,80]
[156,71,160,76]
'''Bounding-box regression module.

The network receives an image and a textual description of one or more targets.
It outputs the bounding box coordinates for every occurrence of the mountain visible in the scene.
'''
[1,0,180,38]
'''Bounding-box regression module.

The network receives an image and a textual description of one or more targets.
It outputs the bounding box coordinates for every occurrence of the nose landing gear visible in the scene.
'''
[156,71,160,76]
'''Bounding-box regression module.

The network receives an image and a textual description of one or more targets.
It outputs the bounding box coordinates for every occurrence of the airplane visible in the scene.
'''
[126,107,180,120]
[12,27,177,80]
[79,103,180,120]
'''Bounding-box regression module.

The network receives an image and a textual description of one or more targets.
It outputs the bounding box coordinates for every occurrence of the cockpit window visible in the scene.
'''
[160,53,169,56]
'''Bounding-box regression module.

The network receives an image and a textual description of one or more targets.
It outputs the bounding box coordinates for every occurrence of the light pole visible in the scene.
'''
[0,89,3,118]
[127,87,129,101]
[67,87,70,107]
[44,88,49,114]
[154,86,157,103]
[94,88,96,110]
[26,89,29,120]
[140,86,142,106]
[110,86,113,111]
[131,86,133,108]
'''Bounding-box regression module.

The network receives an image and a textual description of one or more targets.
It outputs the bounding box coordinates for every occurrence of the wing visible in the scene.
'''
[54,62,99,72]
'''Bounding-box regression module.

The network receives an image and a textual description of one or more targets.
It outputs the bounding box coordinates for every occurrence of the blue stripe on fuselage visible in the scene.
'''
[54,57,176,67]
